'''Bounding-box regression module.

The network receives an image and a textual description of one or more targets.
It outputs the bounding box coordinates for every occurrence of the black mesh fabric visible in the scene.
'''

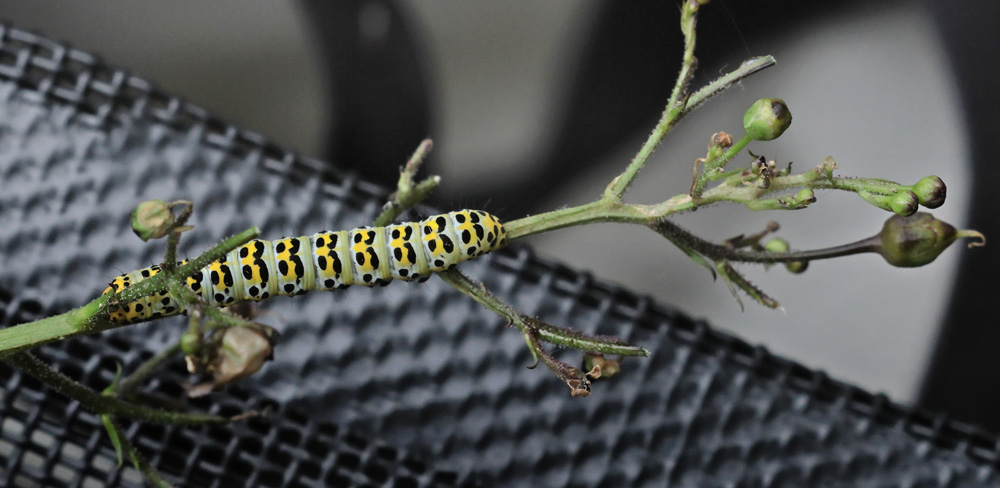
[1,23,1000,488]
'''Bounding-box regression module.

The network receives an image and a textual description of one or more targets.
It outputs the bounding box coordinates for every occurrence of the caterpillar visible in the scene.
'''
[103,210,507,324]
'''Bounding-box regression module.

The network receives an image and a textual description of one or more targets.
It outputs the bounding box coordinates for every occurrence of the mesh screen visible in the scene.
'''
[1,22,1000,488]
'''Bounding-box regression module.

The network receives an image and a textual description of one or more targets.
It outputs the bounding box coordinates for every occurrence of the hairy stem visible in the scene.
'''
[650,218,883,263]
[507,157,893,242]
[4,352,234,426]
[114,343,182,398]
[604,0,702,199]
[106,418,177,487]
[375,138,439,227]
[438,269,647,358]
[0,227,259,357]
[161,200,193,272]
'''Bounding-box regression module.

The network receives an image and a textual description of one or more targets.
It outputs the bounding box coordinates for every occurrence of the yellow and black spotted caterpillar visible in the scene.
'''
[103,210,507,324]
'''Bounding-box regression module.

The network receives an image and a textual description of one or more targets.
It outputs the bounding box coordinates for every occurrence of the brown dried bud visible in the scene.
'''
[584,354,622,381]
[211,327,274,386]
[713,131,734,148]
[131,199,175,241]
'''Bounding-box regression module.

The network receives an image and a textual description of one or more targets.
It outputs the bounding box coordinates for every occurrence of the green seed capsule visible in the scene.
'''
[764,238,808,273]
[877,212,958,267]
[743,98,792,141]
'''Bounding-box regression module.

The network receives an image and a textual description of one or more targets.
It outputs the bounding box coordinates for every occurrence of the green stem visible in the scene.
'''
[507,157,893,243]
[115,343,182,397]
[107,417,177,487]
[604,0,702,200]
[689,134,754,198]
[684,56,775,113]
[438,269,647,357]
[650,218,883,263]
[0,227,260,357]
[114,227,260,307]
[521,330,591,397]
[4,352,233,426]
[528,317,648,357]
[161,200,193,272]
[375,139,438,227]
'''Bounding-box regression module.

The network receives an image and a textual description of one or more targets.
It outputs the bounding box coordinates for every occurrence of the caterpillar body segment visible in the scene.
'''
[103,210,507,324]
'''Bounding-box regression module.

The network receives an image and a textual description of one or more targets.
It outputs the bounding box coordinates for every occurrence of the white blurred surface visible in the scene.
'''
[0,1,968,401]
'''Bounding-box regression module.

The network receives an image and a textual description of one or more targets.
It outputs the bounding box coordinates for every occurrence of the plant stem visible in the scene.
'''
[650,218,883,263]
[4,352,234,426]
[115,343,182,397]
[114,227,260,306]
[0,227,260,357]
[604,0,702,200]
[161,200,193,272]
[375,139,438,227]
[106,418,177,487]
[438,269,647,358]
[506,157,902,242]
[685,56,775,113]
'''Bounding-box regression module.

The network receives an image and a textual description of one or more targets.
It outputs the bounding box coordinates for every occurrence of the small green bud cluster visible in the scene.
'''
[858,177,946,217]
[763,237,808,273]
[181,331,201,356]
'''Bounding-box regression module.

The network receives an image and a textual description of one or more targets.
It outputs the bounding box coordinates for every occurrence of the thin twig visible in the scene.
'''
[4,352,240,426]
[114,343,183,398]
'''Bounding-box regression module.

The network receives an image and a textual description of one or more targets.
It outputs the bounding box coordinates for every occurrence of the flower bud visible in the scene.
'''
[888,190,920,217]
[877,212,958,267]
[743,98,792,141]
[764,238,808,273]
[763,237,789,253]
[790,188,816,208]
[911,176,946,209]
[181,331,201,356]
[131,199,175,241]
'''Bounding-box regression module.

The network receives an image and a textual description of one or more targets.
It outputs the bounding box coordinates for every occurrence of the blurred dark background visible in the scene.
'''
[2,0,998,430]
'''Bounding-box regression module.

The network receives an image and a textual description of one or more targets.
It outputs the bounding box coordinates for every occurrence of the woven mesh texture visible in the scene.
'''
[2,23,1000,487]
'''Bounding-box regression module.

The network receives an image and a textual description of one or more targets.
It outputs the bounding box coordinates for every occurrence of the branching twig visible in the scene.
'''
[104,417,177,487]
[5,352,244,426]
[605,0,707,200]
[375,138,439,227]
[114,343,182,398]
